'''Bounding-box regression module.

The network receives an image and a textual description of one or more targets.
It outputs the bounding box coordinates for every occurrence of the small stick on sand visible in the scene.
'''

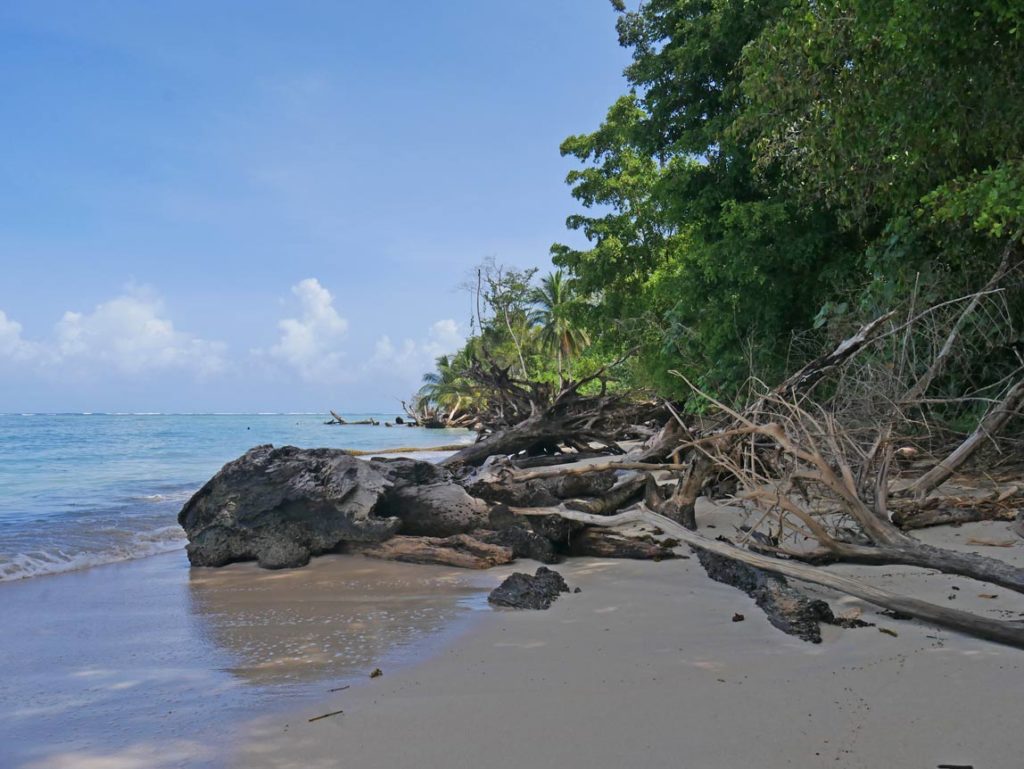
[308,709,344,723]
[328,685,351,693]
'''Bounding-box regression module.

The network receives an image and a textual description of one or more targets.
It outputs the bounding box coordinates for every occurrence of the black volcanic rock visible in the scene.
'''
[178,445,402,569]
[487,566,570,609]
[177,446,494,570]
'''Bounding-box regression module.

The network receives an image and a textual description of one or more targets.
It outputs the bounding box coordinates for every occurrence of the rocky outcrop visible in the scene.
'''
[178,446,403,569]
[375,459,490,537]
[464,467,619,508]
[178,447,498,570]
[348,534,514,569]
[476,525,559,564]
[488,566,570,609]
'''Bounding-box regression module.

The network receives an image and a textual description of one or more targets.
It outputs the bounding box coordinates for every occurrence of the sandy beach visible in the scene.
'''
[2,504,1022,769]
[233,516,1024,769]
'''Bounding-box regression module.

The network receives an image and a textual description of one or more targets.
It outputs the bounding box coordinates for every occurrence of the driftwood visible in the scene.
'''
[347,534,514,569]
[342,444,471,457]
[674,411,1024,594]
[441,354,644,468]
[695,548,846,643]
[891,497,1022,530]
[568,528,679,561]
[513,504,1024,649]
[308,709,344,723]
[907,379,1024,500]
[326,411,380,426]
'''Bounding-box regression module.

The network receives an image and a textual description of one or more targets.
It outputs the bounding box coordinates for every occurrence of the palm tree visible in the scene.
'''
[417,353,471,421]
[530,270,590,383]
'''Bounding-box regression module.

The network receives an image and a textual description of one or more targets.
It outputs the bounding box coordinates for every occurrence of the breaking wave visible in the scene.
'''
[0,526,186,582]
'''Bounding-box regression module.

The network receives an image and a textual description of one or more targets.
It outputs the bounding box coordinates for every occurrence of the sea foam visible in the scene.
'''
[0,526,186,582]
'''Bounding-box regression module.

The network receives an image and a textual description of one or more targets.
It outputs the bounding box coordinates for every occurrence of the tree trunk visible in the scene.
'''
[512,505,1024,649]
[908,378,1024,500]
[826,540,1024,594]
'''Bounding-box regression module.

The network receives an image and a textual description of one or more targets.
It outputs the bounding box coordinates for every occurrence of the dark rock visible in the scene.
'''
[476,526,559,564]
[178,447,499,570]
[881,609,913,621]
[373,458,491,537]
[371,459,490,537]
[486,503,583,549]
[573,587,581,593]
[348,534,514,569]
[465,469,618,508]
[178,445,401,569]
[385,481,490,537]
[732,613,745,622]
[694,547,835,643]
[488,566,570,609]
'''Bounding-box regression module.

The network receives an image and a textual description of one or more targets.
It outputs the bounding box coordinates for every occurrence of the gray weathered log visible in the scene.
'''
[908,378,1024,500]
[348,534,514,569]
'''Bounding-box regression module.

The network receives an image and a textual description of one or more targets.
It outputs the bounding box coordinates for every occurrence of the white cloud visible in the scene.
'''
[368,318,465,379]
[268,278,350,381]
[0,310,41,362]
[0,290,225,376]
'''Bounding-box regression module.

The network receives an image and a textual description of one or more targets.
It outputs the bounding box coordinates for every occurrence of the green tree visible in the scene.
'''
[554,0,858,397]
[529,270,590,383]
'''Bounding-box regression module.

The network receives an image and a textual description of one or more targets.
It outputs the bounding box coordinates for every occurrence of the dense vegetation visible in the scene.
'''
[418,0,1024,421]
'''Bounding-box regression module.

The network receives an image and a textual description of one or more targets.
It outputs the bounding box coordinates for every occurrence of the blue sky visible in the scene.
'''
[0,1,629,413]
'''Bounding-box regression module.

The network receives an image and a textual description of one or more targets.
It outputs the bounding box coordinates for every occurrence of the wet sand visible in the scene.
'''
[0,551,490,769]
[234,517,1024,769]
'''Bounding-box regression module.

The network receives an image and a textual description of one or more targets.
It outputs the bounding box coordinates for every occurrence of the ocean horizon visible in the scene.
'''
[0,412,474,582]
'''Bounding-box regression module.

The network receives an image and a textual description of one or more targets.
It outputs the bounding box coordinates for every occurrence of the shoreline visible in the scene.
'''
[0,549,494,769]
[1,502,1021,768]
[0,414,473,585]
[4,425,1023,768]
[232,537,1024,769]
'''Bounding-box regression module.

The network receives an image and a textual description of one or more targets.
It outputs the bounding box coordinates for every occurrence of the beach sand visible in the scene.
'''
[233,516,1024,769]
[3,512,1022,769]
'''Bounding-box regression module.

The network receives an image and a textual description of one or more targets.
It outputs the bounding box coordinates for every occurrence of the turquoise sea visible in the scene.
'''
[0,413,474,581]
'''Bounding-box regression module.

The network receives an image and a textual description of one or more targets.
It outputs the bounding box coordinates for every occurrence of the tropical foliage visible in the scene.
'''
[551,0,1024,404]
[411,264,594,421]
[421,0,1024,422]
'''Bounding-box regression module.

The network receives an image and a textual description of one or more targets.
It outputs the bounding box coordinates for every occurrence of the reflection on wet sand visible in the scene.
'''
[0,551,490,769]
[186,554,489,686]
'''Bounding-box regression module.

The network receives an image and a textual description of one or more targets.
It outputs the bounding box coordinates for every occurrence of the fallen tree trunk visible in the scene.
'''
[442,407,624,468]
[907,378,1024,500]
[822,539,1024,594]
[347,534,514,569]
[695,548,845,643]
[512,504,1024,649]
[568,528,679,561]
[510,450,612,469]
[326,411,379,426]
[891,500,1021,530]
